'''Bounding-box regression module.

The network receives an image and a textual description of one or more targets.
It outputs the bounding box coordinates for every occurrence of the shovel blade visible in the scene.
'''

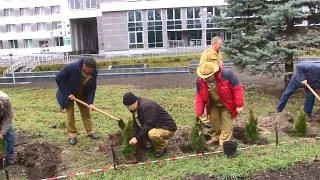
[118,119,126,130]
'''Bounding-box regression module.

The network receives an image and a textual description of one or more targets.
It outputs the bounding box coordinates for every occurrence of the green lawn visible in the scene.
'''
[1,85,319,179]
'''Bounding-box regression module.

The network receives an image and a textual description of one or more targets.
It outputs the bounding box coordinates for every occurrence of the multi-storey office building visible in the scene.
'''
[0,0,72,55]
[0,0,234,55]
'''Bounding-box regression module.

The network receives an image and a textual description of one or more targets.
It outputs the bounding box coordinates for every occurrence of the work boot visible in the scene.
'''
[307,116,313,122]
[5,157,15,166]
[69,137,77,145]
[145,144,154,151]
[155,147,167,158]
[88,133,99,140]
[215,145,224,152]
[203,122,211,129]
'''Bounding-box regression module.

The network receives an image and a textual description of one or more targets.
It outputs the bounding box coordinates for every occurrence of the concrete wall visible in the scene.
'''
[1,67,190,83]
[96,16,104,53]
[102,11,128,51]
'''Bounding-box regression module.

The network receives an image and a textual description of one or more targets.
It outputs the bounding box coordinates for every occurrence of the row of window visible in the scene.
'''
[69,0,97,10]
[3,6,60,17]
[128,7,221,31]
[5,22,62,33]
[127,7,221,49]
[0,38,65,49]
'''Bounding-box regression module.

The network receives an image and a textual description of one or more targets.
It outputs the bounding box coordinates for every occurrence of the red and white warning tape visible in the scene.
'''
[42,137,320,180]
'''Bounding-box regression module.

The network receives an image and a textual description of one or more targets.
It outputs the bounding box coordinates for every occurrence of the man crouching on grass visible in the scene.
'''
[123,92,177,158]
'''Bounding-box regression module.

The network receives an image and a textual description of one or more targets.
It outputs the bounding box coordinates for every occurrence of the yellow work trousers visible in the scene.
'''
[148,128,175,152]
[209,105,234,146]
[65,96,94,138]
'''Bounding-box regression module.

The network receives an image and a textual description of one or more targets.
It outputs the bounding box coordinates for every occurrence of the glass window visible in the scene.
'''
[23,39,33,48]
[8,40,18,49]
[128,10,144,49]
[84,0,97,9]
[167,8,182,30]
[69,0,80,10]
[22,24,31,31]
[147,9,163,48]
[54,37,64,46]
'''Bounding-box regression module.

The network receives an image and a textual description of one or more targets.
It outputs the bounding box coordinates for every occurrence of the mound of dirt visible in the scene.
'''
[17,141,62,180]
[96,131,123,164]
[309,109,320,123]
[258,112,294,136]
[230,121,269,145]
[168,126,193,155]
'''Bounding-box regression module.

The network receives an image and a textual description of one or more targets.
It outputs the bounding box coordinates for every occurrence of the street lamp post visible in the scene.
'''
[63,22,69,63]
[8,52,15,83]
[199,8,207,49]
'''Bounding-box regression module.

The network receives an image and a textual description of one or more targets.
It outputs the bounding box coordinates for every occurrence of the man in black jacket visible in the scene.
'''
[123,92,177,158]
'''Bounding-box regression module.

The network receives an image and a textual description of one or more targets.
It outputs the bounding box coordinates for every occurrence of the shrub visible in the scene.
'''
[189,116,206,153]
[244,109,260,144]
[0,67,8,77]
[0,140,6,157]
[122,119,135,158]
[292,109,308,137]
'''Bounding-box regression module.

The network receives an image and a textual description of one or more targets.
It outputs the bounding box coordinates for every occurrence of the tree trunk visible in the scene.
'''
[284,55,294,88]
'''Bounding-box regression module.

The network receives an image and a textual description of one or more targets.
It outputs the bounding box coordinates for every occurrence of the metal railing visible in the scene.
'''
[1,47,211,71]
[20,59,41,73]
[3,60,30,76]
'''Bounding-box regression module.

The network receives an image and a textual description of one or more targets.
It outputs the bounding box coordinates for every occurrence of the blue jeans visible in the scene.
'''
[277,79,315,116]
[3,125,14,159]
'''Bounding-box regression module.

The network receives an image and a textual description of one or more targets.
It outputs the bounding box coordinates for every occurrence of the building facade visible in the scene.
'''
[0,0,232,55]
[98,0,230,55]
[0,0,73,55]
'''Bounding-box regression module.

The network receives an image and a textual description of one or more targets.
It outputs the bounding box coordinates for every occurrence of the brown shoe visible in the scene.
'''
[206,140,219,146]
[215,145,224,152]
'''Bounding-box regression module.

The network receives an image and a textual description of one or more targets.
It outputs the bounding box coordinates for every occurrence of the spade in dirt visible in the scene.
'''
[73,98,126,130]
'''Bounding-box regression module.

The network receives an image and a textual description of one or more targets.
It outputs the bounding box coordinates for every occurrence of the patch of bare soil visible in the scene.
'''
[96,127,196,164]
[309,109,320,123]
[96,131,124,164]
[167,126,193,155]
[183,161,320,180]
[258,112,294,136]
[16,141,62,180]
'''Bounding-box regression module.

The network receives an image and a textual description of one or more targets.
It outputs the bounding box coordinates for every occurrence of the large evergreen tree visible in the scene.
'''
[214,0,320,85]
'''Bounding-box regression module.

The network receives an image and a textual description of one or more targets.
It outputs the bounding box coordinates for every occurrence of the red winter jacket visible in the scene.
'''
[195,66,244,118]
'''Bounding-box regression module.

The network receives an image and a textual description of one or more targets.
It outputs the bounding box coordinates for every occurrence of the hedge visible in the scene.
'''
[33,55,201,72]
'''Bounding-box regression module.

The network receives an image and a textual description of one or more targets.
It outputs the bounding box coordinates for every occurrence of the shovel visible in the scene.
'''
[73,97,126,130]
[305,83,320,102]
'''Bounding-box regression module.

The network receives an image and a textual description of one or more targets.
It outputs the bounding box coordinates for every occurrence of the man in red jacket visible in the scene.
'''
[196,62,244,151]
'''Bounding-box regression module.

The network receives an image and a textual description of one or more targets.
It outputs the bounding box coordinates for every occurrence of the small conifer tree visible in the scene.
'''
[122,119,135,158]
[190,116,206,153]
[0,140,6,158]
[292,109,308,137]
[244,109,259,144]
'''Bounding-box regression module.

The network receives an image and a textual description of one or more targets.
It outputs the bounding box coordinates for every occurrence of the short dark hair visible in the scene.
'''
[83,57,96,69]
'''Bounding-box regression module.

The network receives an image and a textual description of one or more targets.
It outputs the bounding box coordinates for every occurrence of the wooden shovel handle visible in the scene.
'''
[73,97,120,121]
[305,83,320,102]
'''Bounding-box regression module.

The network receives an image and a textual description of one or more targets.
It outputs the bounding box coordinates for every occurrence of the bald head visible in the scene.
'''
[211,37,222,52]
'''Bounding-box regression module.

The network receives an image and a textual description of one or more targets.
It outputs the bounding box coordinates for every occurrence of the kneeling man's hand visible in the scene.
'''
[129,137,138,145]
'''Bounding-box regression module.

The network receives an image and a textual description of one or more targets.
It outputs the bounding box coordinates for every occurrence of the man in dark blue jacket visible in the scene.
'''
[277,62,320,121]
[56,57,99,145]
